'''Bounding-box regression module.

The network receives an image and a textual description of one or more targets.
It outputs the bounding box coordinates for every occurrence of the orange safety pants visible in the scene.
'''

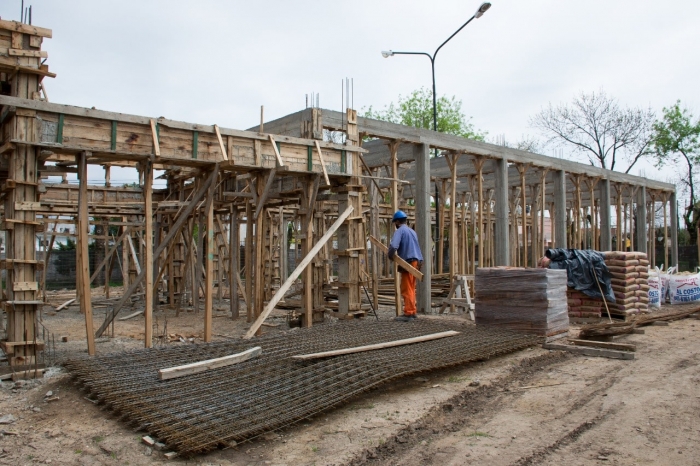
[400,260,419,316]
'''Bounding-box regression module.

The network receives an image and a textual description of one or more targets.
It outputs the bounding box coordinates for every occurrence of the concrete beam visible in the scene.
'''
[670,191,678,267]
[636,186,648,254]
[600,178,612,251]
[553,170,567,248]
[414,143,432,314]
[494,157,510,266]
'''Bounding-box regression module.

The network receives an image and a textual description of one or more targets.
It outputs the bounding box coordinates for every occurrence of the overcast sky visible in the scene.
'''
[1,0,698,191]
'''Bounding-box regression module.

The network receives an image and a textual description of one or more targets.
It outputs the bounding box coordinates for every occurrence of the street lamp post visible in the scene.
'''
[381,3,491,275]
[381,2,491,133]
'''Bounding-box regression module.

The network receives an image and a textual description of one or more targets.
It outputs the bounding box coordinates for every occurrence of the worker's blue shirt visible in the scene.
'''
[389,224,423,262]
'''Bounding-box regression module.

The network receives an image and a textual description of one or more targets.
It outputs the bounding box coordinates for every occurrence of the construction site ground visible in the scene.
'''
[0,290,698,466]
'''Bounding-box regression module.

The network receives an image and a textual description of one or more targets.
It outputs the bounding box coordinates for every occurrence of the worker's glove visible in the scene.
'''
[418,261,423,271]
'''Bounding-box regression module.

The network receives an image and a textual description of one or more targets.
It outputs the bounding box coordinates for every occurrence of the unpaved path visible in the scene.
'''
[344,317,700,466]
[0,306,697,465]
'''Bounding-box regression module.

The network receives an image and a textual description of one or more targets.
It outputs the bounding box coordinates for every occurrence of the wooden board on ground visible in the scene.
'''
[291,330,460,360]
[158,346,262,380]
[568,338,636,352]
[543,343,635,360]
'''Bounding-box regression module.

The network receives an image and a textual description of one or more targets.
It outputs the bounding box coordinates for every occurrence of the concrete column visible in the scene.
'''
[599,178,612,251]
[494,157,510,266]
[414,143,432,314]
[670,191,678,267]
[636,186,648,254]
[553,170,567,248]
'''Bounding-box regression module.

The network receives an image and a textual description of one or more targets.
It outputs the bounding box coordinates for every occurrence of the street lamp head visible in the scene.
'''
[381,50,394,58]
[474,2,491,18]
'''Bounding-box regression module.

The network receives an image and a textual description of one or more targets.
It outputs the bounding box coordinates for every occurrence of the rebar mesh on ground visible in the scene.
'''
[65,320,540,457]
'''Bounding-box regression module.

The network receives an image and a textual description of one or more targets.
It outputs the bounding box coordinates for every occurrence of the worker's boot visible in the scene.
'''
[394,314,417,322]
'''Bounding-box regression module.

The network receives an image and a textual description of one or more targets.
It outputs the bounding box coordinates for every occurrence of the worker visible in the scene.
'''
[388,210,423,321]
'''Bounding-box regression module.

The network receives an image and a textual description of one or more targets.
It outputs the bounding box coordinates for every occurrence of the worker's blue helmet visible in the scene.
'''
[392,210,408,222]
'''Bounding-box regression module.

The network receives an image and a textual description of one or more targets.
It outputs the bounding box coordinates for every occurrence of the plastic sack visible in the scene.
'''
[668,272,700,304]
[545,249,615,302]
[647,267,662,308]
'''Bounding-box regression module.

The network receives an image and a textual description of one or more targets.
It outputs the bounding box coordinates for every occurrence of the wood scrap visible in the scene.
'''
[543,343,634,360]
[569,338,636,352]
[158,346,262,380]
[54,298,75,312]
[291,331,460,360]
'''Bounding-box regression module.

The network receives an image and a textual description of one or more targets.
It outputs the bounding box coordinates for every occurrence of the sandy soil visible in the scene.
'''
[0,293,698,466]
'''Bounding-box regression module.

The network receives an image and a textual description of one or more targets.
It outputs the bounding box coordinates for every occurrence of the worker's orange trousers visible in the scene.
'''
[400,260,419,316]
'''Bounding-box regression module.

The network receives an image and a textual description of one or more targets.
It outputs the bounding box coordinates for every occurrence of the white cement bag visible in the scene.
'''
[668,273,700,304]
[647,268,662,308]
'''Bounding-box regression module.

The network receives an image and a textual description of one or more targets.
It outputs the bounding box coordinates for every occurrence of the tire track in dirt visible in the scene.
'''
[343,352,571,466]
[509,405,621,466]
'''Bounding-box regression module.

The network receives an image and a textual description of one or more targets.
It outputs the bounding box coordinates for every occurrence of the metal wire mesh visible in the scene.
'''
[65,320,540,457]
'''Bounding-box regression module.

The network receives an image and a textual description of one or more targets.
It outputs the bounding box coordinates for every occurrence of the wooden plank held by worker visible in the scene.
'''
[368,235,423,282]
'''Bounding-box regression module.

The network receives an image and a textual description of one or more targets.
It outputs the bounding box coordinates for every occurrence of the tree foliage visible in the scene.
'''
[530,90,655,173]
[652,100,700,234]
[362,87,486,141]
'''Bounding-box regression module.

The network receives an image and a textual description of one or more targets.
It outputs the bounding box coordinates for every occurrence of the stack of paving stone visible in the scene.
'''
[602,251,649,319]
[475,267,569,340]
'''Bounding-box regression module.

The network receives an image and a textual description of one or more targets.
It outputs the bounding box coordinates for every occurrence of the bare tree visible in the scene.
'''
[530,90,655,173]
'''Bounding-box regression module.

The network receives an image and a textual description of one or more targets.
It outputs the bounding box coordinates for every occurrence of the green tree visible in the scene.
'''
[362,87,486,140]
[652,100,700,236]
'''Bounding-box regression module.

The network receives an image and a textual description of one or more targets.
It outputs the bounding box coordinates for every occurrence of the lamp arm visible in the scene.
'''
[433,14,476,61]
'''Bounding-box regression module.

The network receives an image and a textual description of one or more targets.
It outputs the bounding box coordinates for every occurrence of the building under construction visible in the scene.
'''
[0,18,682,456]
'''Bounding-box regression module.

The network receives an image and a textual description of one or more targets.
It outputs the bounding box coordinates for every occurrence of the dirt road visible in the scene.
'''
[0,307,697,465]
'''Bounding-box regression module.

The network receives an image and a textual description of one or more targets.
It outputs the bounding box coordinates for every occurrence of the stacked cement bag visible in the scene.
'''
[567,289,602,319]
[475,267,569,339]
[602,251,649,318]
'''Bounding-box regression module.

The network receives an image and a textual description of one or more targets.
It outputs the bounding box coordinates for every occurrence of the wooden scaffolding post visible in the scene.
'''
[143,161,154,348]
[230,206,239,319]
[390,140,401,316]
[473,157,485,270]
[447,152,460,277]
[370,168,380,311]
[245,195,254,322]
[203,168,216,342]
[77,152,96,356]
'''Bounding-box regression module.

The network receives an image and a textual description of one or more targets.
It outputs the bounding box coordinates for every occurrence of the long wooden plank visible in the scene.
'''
[95,167,218,337]
[127,235,141,274]
[203,170,217,342]
[144,162,154,348]
[314,140,331,186]
[268,135,285,167]
[569,339,636,352]
[368,235,423,282]
[55,298,76,312]
[292,331,460,360]
[89,226,130,284]
[253,166,277,220]
[158,346,262,380]
[242,205,354,339]
[214,124,228,160]
[77,152,95,356]
[150,119,160,156]
[543,343,635,360]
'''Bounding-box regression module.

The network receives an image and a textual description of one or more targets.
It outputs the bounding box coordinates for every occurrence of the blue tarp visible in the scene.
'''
[545,248,615,302]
